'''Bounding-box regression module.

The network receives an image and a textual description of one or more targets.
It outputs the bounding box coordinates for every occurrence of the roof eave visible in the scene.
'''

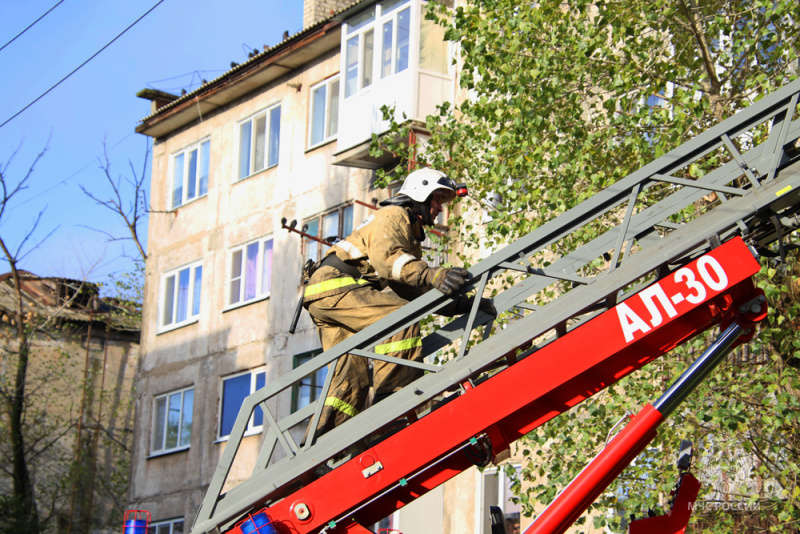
[136,13,352,139]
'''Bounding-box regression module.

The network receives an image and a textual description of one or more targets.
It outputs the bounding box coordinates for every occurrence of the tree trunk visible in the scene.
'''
[1,244,40,534]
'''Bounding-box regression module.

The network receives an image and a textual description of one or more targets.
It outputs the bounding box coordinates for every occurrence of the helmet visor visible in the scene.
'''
[432,176,457,204]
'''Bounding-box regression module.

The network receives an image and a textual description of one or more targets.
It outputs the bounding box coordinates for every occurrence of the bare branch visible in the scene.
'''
[13,209,58,264]
[81,139,149,261]
[0,143,47,221]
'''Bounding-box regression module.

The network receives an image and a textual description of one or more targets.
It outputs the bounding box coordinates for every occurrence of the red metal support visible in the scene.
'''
[628,474,701,534]
[525,285,766,533]
[525,404,665,534]
[254,238,763,533]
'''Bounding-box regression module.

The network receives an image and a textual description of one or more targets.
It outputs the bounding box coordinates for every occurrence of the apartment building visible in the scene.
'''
[130,1,524,533]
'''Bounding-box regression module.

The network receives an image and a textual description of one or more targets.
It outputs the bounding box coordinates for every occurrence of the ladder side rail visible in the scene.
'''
[198,125,800,534]
[192,81,800,533]
[198,172,781,532]
[195,126,800,534]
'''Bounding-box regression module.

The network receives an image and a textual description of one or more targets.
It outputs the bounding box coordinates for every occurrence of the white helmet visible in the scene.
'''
[397,168,457,204]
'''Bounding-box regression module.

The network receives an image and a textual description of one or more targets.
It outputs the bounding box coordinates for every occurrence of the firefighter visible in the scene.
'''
[303,168,494,439]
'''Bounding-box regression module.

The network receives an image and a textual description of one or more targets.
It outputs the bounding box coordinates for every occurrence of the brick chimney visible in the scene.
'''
[304,0,353,28]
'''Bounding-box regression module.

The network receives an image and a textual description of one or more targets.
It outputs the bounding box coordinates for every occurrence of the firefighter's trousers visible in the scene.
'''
[307,285,423,437]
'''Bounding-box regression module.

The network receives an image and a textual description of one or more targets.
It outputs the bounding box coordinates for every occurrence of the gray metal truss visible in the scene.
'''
[192,79,800,534]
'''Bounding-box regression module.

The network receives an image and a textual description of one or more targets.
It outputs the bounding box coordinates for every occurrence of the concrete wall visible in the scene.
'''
[0,320,138,533]
[130,41,380,524]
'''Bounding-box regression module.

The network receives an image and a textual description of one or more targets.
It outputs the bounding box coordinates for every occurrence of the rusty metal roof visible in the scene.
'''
[136,0,369,128]
[0,272,141,332]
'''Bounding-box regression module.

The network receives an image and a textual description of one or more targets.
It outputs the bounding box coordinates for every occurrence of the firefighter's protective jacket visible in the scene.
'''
[301,205,432,434]
[304,206,433,303]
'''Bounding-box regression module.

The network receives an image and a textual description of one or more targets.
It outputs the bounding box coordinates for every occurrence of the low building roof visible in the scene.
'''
[0,271,141,333]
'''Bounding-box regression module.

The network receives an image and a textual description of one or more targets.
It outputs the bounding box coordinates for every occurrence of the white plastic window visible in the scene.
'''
[160,261,203,331]
[238,104,281,180]
[148,518,184,534]
[171,139,210,208]
[303,204,354,264]
[151,388,193,455]
[309,76,340,147]
[343,0,411,97]
[228,237,273,308]
[219,369,266,439]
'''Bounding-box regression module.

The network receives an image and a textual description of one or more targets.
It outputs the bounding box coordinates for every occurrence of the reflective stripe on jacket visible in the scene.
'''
[303,206,430,303]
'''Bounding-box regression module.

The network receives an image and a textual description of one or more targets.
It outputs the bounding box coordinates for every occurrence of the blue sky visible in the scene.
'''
[0,0,304,284]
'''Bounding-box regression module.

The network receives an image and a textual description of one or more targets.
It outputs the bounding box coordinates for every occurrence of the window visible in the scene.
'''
[228,237,273,308]
[171,139,210,208]
[160,261,203,331]
[303,204,355,263]
[343,0,411,98]
[238,104,281,180]
[292,350,328,412]
[148,518,184,534]
[309,76,340,147]
[219,369,266,439]
[480,465,521,534]
[151,388,193,455]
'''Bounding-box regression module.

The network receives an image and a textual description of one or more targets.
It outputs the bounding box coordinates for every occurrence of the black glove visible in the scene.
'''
[477,297,497,316]
[431,267,469,295]
[438,296,497,317]
[439,296,470,316]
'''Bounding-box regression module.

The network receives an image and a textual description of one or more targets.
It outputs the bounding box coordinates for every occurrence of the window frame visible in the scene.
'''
[308,75,341,149]
[291,350,327,412]
[379,0,411,80]
[149,387,194,457]
[147,518,185,534]
[158,260,203,333]
[302,203,355,264]
[343,0,411,99]
[478,464,522,534]
[225,236,274,310]
[170,138,210,209]
[237,103,281,181]
[217,368,267,441]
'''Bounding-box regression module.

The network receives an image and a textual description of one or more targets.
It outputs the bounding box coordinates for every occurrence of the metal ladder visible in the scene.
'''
[192,79,800,534]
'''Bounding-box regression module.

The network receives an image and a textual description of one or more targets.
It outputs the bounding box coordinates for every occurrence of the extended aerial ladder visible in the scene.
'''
[190,80,800,534]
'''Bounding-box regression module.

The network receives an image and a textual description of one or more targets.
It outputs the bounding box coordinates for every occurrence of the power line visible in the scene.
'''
[0,0,65,54]
[0,0,166,131]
